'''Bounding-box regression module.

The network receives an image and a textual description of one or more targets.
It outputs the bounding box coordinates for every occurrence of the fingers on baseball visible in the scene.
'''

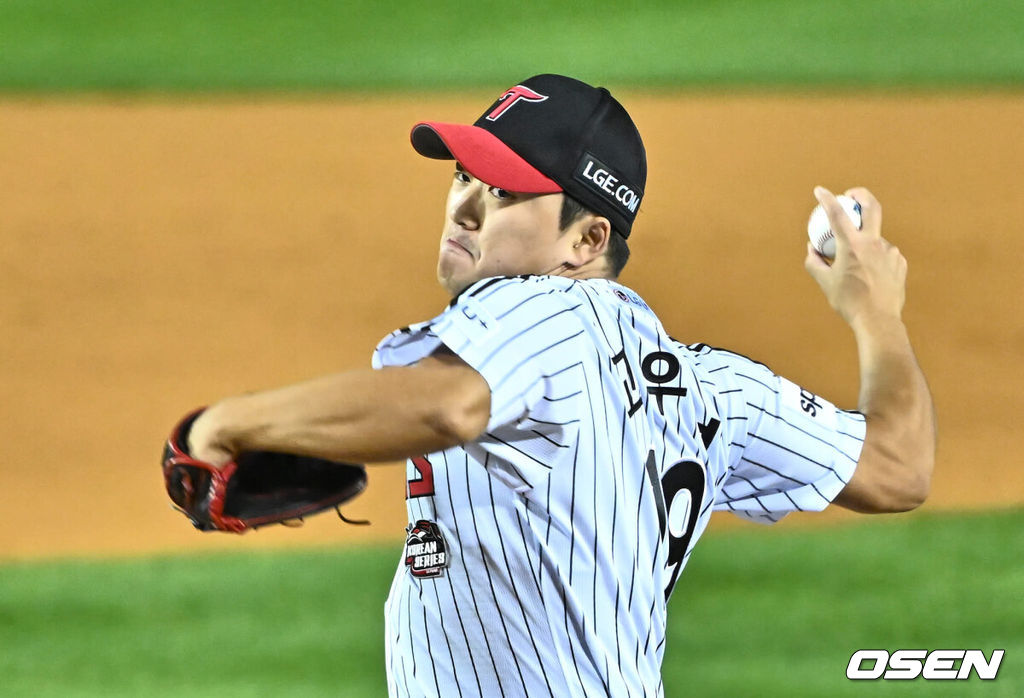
[843,186,882,236]
[813,186,856,247]
[804,241,831,280]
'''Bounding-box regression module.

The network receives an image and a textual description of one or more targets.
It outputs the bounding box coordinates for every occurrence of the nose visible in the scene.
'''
[450,181,483,231]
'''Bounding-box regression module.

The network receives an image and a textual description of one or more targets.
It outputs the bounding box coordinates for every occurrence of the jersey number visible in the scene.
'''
[407,455,435,498]
[658,458,707,599]
[646,416,718,599]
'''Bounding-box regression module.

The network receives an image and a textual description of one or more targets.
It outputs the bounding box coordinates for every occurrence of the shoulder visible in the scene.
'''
[446,275,586,321]
[682,342,773,373]
[449,275,578,306]
[680,342,781,393]
[428,276,594,363]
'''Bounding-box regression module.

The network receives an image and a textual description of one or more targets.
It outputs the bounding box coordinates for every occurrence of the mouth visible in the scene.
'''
[443,238,474,258]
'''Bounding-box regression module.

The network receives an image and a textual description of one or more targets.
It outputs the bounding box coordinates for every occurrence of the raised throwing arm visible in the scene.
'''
[804,186,936,513]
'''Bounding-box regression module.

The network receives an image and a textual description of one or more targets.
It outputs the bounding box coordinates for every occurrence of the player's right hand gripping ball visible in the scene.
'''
[807,194,862,259]
[161,408,368,533]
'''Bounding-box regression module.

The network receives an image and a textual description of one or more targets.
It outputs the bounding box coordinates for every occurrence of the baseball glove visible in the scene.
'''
[162,408,368,533]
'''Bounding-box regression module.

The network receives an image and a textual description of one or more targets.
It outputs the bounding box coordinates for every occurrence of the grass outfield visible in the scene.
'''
[1,509,1020,696]
[1,0,1023,91]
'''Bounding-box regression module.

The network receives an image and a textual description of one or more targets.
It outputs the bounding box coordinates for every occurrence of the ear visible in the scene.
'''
[566,215,612,267]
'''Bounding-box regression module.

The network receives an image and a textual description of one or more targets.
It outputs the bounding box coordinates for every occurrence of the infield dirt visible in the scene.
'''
[2,93,1022,559]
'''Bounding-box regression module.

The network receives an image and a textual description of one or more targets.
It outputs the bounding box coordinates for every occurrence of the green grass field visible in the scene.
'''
[2,508,1020,696]
[1,0,1023,91]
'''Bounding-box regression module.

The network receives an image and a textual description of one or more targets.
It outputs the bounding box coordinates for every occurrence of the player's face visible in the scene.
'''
[437,164,576,296]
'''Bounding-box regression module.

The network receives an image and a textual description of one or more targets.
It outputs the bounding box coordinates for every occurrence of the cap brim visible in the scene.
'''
[411,122,561,194]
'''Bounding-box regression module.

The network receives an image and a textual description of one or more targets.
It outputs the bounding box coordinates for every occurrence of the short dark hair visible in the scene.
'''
[559,195,630,276]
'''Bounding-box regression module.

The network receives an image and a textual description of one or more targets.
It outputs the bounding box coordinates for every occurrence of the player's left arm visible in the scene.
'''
[805,186,936,514]
[185,349,492,467]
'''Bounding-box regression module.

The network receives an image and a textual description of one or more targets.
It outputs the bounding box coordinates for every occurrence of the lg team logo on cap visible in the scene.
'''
[485,85,548,121]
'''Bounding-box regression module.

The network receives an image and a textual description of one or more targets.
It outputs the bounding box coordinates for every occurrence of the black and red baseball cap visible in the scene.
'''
[411,74,647,238]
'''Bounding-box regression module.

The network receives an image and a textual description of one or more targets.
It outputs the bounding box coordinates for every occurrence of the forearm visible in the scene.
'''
[805,186,937,513]
[194,356,491,465]
[845,314,936,511]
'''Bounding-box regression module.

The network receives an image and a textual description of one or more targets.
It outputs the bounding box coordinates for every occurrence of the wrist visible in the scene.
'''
[849,311,908,345]
[197,399,244,454]
[849,312,914,380]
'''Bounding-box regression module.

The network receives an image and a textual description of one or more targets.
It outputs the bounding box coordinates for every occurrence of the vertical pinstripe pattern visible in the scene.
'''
[373,276,865,697]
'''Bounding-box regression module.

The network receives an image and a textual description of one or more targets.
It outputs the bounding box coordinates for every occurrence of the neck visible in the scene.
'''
[546,257,616,282]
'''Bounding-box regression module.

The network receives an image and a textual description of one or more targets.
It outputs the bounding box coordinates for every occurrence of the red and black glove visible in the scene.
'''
[162,408,368,533]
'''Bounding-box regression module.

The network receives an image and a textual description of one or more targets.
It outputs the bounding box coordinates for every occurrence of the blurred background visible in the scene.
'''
[1,1,1021,695]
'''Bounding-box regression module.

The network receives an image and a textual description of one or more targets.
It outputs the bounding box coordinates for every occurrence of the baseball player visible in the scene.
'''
[186,74,936,696]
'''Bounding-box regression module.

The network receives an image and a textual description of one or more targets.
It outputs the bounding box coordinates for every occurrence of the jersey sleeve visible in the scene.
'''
[373,276,589,491]
[428,276,587,432]
[701,348,866,524]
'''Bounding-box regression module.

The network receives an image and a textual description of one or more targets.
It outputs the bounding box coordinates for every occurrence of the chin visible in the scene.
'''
[437,261,478,297]
[442,279,472,298]
[437,270,466,298]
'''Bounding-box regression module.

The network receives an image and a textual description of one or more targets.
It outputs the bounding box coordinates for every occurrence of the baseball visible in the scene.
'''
[807,194,862,259]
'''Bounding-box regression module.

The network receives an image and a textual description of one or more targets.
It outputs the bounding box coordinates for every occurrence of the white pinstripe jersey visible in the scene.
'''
[372,275,865,698]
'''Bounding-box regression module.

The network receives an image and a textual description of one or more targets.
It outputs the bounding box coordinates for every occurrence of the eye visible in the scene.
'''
[453,169,471,184]
[489,186,514,201]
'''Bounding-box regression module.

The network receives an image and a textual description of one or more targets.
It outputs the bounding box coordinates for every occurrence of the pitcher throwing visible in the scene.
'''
[183,74,935,697]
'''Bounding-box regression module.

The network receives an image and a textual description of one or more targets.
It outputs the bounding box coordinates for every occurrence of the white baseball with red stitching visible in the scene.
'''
[808,194,863,259]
